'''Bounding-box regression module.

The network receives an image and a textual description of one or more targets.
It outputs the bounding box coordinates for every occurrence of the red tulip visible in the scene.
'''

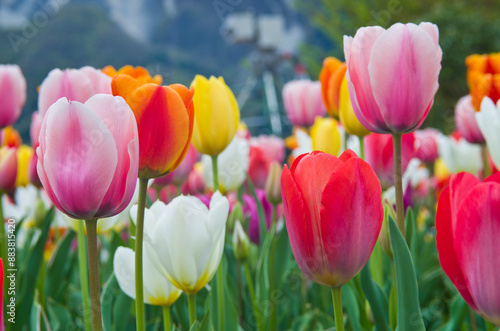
[436,172,500,325]
[364,133,416,189]
[0,65,26,128]
[281,150,383,287]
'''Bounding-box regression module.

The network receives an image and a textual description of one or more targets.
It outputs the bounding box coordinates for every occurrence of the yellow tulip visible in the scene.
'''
[16,145,33,187]
[339,77,371,137]
[310,116,340,156]
[190,75,240,156]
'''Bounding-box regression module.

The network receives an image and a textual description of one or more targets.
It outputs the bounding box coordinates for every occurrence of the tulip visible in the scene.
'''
[0,64,26,128]
[281,150,383,287]
[16,145,33,187]
[265,161,283,206]
[1,126,22,148]
[103,65,162,85]
[190,75,240,157]
[344,22,442,134]
[319,57,346,118]
[364,133,415,189]
[149,192,229,294]
[0,146,17,194]
[182,162,205,195]
[466,52,500,111]
[233,220,251,262]
[30,111,42,148]
[283,80,326,127]
[250,135,285,163]
[37,95,139,219]
[436,172,500,325]
[243,189,272,244]
[310,116,341,156]
[455,95,485,144]
[152,144,198,189]
[339,77,371,137]
[38,67,112,117]
[414,128,440,163]
[248,135,285,189]
[476,97,500,169]
[437,133,482,174]
[202,136,249,193]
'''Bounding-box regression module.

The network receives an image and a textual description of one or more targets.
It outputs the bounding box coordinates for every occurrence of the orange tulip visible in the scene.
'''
[103,65,162,85]
[319,57,347,119]
[1,126,22,148]
[466,52,500,111]
[112,74,194,179]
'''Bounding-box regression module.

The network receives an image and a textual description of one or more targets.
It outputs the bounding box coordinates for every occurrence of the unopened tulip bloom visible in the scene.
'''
[36,95,139,219]
[437,133,482,175]
[455,95,485,144]
[190,75,240,156]
[436,172,500,325]
[414,128,440,163]
[233,220,251,262]
[339,77,370,137]
[202,136,249,193]
[344,22,442,133]
[265,161,282,206]
[0,146,17,194]
[0,64,26,128]
[466,52,500,111]
[281,150,383,287]
[364,133,416,189]
[283,80,326,127]
[38,67,112,117]
[310,116,341,156]
[113,75,194,179]
[150,192,229,294]
[319,57,346,118]
[476,97,500,169]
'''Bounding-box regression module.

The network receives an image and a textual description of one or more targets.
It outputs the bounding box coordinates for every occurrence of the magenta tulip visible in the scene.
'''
[283,80,326,127]
[454,95,485,144]
[38,67,112,117]
[344,22,442,133]
[0,64,26,128]
[281,150,383,287]
[436,172,500,325]
[37,94,139,219]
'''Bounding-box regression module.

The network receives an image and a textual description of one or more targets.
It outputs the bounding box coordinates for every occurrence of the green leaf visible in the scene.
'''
[437,295,468,331]
[388,215,425,331]
[44,229,75,300]
[255,223,276,331]
[404,208,417,266]
[46,297,73,329]
[360,264,390,331]
[342,284,363,331]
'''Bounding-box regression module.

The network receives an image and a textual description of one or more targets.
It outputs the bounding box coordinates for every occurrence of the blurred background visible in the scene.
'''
[1,0,499,141]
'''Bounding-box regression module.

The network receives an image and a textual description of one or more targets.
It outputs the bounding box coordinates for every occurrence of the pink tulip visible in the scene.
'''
[0,65,26,128]
[0,146,17,194]
[152,144,198,188]
[38,67,112,117]
[30,111,42,148]
[283,80,326,127]
[37,95,139,220]
[455,95,485,144]
[415,128,440,163]
[250,135,285,164]
[344,22,442,133]
[181,165,205,195]
[364,133,416,189]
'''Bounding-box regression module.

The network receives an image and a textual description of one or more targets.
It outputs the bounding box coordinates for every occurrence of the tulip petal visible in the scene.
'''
[41,98,118,219]
[318,157,383,286]
[111,74,142,101]
[455,182,500,324]
[476,97,500,169]
[368,23,441,132]
[114,246,138,300]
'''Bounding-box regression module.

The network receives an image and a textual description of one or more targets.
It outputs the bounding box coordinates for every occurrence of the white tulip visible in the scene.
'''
[476,97,500,169]
[202,136,249,192]
[150,191,229,294]
[437,134,482,174]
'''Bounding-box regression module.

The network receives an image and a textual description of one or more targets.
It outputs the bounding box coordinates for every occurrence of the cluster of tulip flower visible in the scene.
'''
[1,21,499,331]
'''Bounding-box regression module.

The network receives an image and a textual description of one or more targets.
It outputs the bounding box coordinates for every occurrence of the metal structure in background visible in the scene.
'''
[221,12,292,137]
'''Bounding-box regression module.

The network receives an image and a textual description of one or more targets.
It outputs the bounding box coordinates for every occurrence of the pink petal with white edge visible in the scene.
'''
[84,94,139,217]
[369,23,441,133]
[80,66,113,94]
[42,98,118,219]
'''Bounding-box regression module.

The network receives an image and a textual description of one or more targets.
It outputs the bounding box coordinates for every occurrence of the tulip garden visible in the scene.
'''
[1,20,500,331]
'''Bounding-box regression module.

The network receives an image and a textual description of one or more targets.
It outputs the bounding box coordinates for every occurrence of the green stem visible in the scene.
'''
[243,263,259,328]
[85,219,102,331]
[269,226,277,331]
[482,144,491,179]
[135,178,149,331]
[392,133,405,238]
[236,261,243,320]
[162,305,171,331]
[77,222,92,331]
[188,294,197,328]
[358,135,365,160]
[331,287,344,331]
[211,155,219,192]
[271,204,277,227]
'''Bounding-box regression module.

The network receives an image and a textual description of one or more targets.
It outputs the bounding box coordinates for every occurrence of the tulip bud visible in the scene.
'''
[233,220,251,262]
[227,201,243,232]
[265,161,282,205]
[379,201,395,258]
[34,198,47,228]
